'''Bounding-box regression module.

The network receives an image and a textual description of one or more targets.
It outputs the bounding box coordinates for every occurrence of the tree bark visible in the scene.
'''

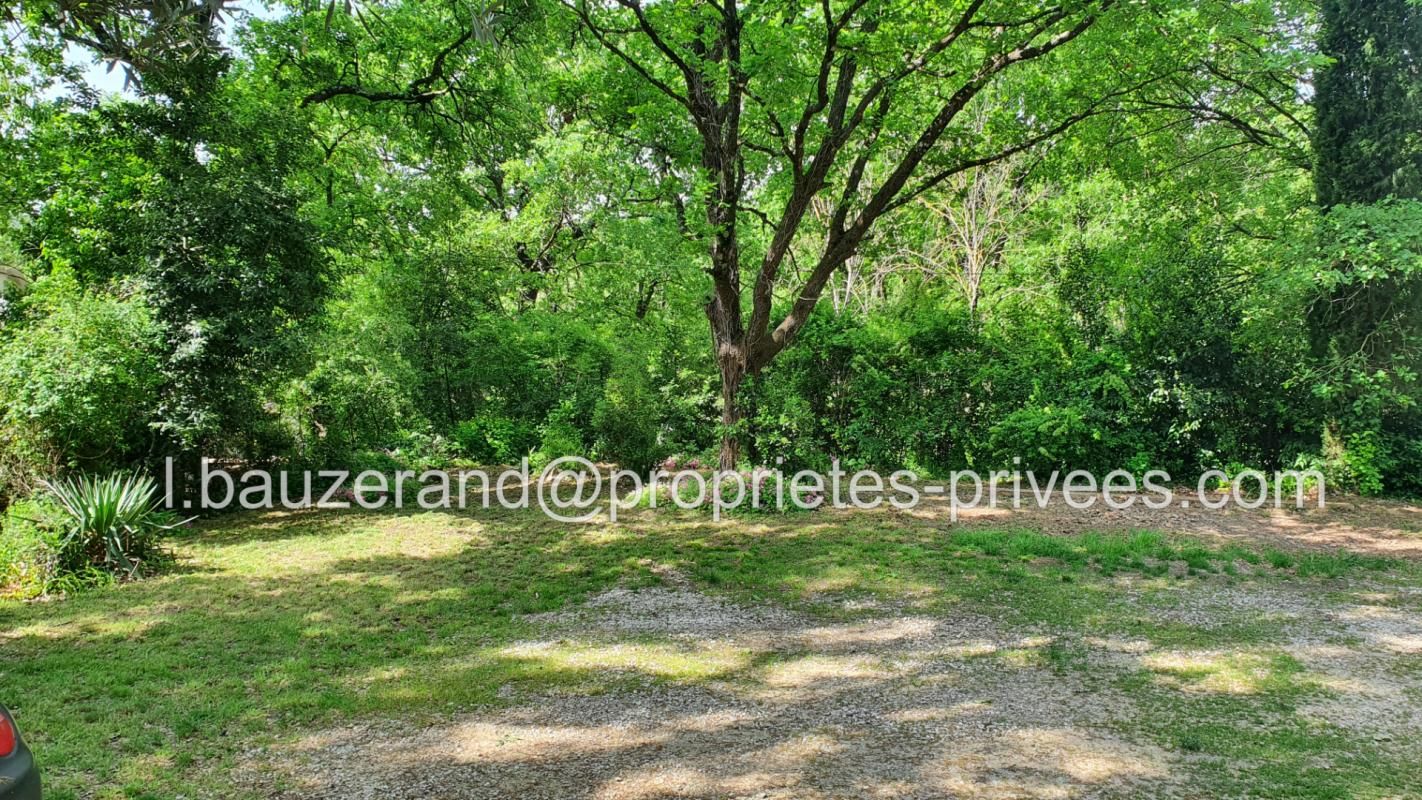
[708,271,746,470]
[716,349,744,471]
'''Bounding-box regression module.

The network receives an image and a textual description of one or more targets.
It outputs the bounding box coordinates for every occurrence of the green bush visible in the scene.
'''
[282,352,415,466]
[454,413,539,465]
[530,401,587,471]
[0,274,163,488]
[43,472,181,578]
[0,496,67,599]
[389,429,458,472]
[1319,426,1390,495]
[594,362,663,473]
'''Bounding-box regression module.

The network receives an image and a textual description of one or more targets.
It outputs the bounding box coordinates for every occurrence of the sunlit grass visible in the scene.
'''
[0,507,1415,799]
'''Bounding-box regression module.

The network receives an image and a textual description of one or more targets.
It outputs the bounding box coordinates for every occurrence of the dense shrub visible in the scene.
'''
[594,359,664,472]
[388,429,460,473]
[454,413,539,464]
[0,274,163,494]
[282,352,416,466]
[0,495,67,599]
[530,400,588,471]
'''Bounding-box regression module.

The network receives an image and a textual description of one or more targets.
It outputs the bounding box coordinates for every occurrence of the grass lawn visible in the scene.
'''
[2,506,1420,798]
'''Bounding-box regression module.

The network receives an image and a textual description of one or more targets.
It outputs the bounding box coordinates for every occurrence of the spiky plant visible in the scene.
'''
[41,472,184,577]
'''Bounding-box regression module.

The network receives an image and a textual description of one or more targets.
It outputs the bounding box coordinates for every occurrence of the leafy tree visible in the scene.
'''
[564,0,1315,468]
[6,65,328,462]
[0,270,163,478]
[1307,0,1422,491]
[1313,0,1422,208]
[3,0,236,91]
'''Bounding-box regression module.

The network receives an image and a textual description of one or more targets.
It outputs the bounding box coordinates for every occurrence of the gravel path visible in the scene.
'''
[199,494,1422,797]
[248,573,1422,799]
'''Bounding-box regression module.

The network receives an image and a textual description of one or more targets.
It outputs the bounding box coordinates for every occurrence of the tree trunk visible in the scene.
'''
[716,345,744,472]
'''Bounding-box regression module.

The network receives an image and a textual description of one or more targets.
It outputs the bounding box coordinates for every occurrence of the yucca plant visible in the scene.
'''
[40,472,186,578]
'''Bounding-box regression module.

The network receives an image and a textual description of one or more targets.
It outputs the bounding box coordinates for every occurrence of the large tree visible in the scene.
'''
[1308,0,1422,362]
[563,0,1306,468]
[1303,0,1422,490]
[1313,0,1422,209]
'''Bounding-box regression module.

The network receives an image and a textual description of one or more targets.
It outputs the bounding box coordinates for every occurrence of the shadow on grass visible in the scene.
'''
[0,506,1413,799]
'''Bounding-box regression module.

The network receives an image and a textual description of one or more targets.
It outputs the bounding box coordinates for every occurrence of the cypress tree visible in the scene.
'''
[1308,0,1422,492]
[1312,0,1422,207]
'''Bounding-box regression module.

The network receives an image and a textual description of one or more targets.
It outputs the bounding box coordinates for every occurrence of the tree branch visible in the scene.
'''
[750,0,1114,368]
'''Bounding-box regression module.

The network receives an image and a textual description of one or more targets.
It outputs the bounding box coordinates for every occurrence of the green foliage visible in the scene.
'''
[530,400,588,472]
[1320,427,1390,496]
[42,472,180,578]
[0,272,163,487]
[1313,201,1422,287]
[0,494,68,599]
[282,352,414,466]
[388,429,459,473]
[1304,200,1422,494]
[748,236,1305,478]
[1308,200,1422,366]
[594,359,664,473]
[11,79,328,459]
[6,0,233,92]
[1306,0,1422,495]
[1313,0,1422,208]
[454,414,539,465]
[0,0,1415,497]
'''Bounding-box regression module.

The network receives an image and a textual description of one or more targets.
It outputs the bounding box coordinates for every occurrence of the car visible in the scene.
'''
[0,706,40,800]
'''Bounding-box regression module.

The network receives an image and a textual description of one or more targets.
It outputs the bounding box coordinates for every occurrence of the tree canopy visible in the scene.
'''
[1,0,1420,499]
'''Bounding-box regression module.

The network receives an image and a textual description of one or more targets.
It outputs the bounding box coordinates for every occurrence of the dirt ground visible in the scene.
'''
[228,494,1422,799]
[254,580,1422,798]
[908,490,1422,558]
